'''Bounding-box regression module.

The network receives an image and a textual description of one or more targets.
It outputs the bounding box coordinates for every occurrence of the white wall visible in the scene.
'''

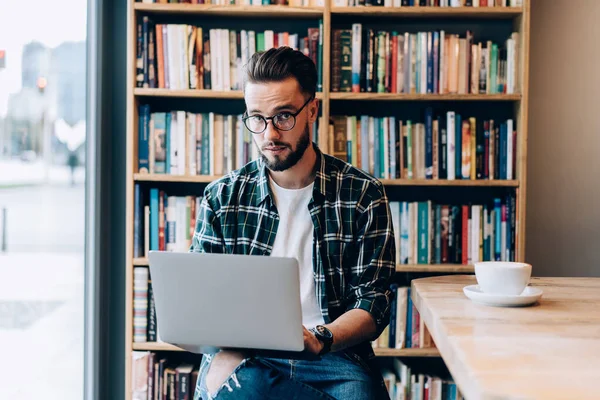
[526,0,600,277]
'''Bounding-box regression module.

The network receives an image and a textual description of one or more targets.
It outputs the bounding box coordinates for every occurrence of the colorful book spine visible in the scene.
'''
[331,25,518,96]
[137,20,322,91]
[390,195,516,265]
[133,267,149,343]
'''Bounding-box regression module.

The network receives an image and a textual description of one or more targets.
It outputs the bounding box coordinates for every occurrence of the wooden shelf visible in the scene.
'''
[134,3,521,19]
[134,173,518,187]
[134,88,324,100]
[134,3,324,18]
[135,258,473,274]
[134,88,244,99]
[133,342,185,352]
[331,6,522,18]
[380,179,519,187]
[374,348,440,357]
[133,173,219,183]
[133,257,149,266]
[329,92,521,101]
[396,264,474,273]
[132,342,439,357]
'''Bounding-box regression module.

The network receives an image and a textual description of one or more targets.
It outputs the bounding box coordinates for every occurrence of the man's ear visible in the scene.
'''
[309,98,320,123]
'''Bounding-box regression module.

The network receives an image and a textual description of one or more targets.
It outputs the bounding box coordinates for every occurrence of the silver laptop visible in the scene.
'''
[148,251,319,360]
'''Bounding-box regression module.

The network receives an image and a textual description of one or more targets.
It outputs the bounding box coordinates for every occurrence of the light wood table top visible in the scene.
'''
[411,275,600,400]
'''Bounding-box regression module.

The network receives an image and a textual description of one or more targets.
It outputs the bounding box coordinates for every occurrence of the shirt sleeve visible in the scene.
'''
[189,189,226,254]
[345,184,396,338]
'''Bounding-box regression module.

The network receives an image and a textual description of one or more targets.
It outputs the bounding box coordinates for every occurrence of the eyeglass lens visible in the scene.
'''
[245,114,295,133]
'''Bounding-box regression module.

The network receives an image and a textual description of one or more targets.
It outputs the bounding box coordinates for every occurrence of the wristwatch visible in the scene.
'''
[310,325,334,355]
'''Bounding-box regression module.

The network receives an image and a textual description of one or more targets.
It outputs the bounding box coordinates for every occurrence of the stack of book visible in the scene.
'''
[331,26,518,95]
[382,358,463,400]
[133,187,201,259]
[137,105,323,176]
[373,286,434,349]
[136,19,323,91]
[132,351,200,400]
[389,195,517,266]
[329,110,517,180]
[136,0,325,6]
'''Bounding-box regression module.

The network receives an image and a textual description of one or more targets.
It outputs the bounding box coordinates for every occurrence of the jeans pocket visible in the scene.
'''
[341,351,373,375]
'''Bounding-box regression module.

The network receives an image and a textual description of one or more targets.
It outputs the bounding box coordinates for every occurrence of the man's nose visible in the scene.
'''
[263,121,282,142]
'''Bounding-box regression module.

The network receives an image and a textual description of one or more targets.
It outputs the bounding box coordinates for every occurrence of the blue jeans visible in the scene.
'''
[193,351,389,400]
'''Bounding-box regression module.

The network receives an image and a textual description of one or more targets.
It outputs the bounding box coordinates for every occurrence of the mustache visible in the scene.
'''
[262,142,291,149]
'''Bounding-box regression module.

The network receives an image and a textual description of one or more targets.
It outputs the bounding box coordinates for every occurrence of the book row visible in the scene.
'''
[136,19,323,91]
[384,358,463,400]
[390,195,517,265]
[138,105,517,181]
[135,0,519,8]
[136,0,324,5]
[336,0,520,7]
[138,107,254,176]
[374,286,434,350]
[328,111,517,181]
[137,106,324,176]
[132,351,199,400]
[133,189,517,265]
[332,26,519,95]
[133,188,200,258]
[130,350,461,400]
[133,186,517,266]
[134,265,160,342]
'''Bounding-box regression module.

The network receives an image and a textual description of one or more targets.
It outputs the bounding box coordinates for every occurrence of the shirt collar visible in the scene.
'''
[256,144,335,205]
[257,157,270,205]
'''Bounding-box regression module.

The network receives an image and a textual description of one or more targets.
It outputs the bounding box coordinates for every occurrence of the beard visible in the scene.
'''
[259,122,311,172]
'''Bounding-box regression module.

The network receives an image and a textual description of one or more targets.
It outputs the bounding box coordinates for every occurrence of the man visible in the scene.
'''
[190,46,396,400]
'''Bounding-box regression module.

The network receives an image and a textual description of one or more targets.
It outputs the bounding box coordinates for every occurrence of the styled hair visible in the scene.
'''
[243,46,317,98]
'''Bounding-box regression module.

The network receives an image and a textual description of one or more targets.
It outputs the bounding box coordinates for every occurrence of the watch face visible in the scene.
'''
[316,325,333,339]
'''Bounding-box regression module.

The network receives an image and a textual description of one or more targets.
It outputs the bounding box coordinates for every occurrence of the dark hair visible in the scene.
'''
[243,46,317,98]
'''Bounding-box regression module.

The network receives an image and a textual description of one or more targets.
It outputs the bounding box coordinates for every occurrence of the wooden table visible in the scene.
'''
[411,275,600,400]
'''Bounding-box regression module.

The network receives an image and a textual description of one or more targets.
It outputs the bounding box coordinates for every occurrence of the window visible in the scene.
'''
[0,0,87,398]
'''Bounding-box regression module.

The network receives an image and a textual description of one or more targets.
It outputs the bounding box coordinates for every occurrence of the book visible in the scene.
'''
[137,21,323,91]
[327,113,517,181]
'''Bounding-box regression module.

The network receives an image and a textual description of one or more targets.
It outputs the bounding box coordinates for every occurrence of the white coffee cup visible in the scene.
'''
[474,261,532,296]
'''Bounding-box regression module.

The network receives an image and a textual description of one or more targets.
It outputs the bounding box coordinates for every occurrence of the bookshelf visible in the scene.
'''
[132,341,441,357]
[133,256,474,273]
[134,172,519,186]
[135,3,325,17]
[135,88,326,99]
[331,6,522,17]
[329,92,520,100]
[125,0,530,398]
[134,88,246,98]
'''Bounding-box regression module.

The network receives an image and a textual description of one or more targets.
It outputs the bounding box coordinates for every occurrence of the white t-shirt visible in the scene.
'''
[268,176,325,330]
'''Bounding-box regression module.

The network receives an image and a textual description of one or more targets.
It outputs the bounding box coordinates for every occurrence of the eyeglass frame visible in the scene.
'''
[241,95,315,134]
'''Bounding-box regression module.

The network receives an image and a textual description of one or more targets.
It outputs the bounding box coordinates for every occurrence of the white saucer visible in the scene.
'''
[463,285,543,307]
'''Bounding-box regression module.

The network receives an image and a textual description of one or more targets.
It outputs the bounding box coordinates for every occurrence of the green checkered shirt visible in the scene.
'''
[190,146,396,360]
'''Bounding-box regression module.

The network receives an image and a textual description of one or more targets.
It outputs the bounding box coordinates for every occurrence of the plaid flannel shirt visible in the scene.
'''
[190,146,396,362]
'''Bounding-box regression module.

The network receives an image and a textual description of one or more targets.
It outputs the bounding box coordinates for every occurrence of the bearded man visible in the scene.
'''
[190,46,396,400]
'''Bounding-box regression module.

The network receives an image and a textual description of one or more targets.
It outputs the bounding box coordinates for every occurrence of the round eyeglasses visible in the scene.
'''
[242,96,314,134]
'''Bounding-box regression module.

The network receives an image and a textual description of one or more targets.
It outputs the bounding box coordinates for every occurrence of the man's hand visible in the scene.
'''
[319,309,377,353]
[303,326,324,355]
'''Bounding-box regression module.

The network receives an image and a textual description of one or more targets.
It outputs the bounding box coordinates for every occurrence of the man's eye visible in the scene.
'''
[277,113,293,120]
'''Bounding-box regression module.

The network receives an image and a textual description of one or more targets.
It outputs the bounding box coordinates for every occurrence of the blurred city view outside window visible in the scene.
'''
[0,1,87,398]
